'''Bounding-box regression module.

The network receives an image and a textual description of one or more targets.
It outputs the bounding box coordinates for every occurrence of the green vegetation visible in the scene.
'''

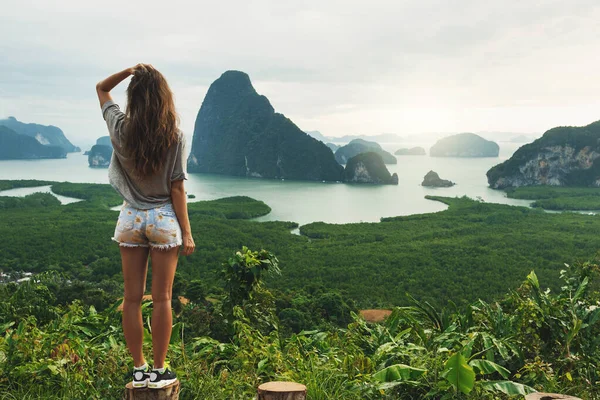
[2,249,600,398]
[187,70,344,181]
[0,179,56,190]
[51,182,122,208]
[506,186,600,210]
[0,192,61,209]
[2,181,600,311]
[188,196,272,219]
[3,180,600,397]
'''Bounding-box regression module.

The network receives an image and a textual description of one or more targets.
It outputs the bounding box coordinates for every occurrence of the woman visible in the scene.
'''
[96,64,195,389]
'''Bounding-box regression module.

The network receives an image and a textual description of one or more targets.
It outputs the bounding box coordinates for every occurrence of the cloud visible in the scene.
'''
[2,0,600,141]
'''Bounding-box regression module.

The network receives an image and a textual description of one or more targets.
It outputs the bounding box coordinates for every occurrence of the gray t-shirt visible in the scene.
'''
[102,100,187,210]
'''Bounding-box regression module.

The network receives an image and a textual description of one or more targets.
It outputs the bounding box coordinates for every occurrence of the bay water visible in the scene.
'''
[0,141,532,225]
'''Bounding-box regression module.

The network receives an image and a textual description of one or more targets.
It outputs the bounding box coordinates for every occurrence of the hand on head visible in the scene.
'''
[129,63,154,76]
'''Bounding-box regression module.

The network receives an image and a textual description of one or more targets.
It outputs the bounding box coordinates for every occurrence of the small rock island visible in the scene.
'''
[88,136,113,168]
[344,152,398,185]
[421,170,455,187]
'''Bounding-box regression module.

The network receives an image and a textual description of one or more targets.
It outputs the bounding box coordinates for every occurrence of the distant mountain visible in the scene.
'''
[395,147,426,156]
[344,152,398,185]
[329,133,403,143]
[487,120,600,188]
[304,130,328,142]
[430,133,499,157]
[477,131,539,143]
[0,116,80,152]
[0,126,66,159]
[188,71,343,181]
[508,134,537,144]
[335,139,397,165]
[326,143,339,152]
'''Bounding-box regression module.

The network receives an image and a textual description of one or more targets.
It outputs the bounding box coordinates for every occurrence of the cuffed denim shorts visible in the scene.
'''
[112,202,182,250]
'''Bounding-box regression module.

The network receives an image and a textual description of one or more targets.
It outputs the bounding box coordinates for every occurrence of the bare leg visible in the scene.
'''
[150,246,179,369]
[121,246,149,367]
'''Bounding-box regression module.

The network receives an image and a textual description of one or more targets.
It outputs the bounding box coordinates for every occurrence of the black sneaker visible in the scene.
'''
[148,367,177,389]
[131,364,151,388]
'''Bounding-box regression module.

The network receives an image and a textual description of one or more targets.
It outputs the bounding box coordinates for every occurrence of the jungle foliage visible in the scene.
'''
[507,186,600,210]
[2,181,600,311]
[2,180,600,397]
[2,250,600,399]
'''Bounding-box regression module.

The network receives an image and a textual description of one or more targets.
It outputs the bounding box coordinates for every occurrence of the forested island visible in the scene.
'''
[187,71,343,181]
[87,136,113,167]
[487,120,600,188]
[0,116,80,153]
[0,126,67,159]
[343,152,398,184]
[1,179,600,398]
[430,133,499,157]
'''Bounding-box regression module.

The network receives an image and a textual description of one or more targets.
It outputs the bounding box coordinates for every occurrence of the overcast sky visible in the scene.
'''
[2,0,600,147]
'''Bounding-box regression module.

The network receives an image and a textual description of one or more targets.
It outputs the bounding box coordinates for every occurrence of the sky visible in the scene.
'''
[2,0,600,148]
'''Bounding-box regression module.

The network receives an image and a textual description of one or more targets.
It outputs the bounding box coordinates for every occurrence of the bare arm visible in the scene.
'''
[171,179,195,256]
[96,65,141,108]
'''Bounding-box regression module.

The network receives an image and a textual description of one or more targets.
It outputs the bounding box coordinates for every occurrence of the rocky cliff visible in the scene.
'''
[430,133,499,157]
[0,116,79,153]
[188,71,343,181]
[421,170,454,187]
[343,152,398,185]
[335,139,397,164]
[0,126,66,159]
[88,144,112,168]
[487,121,600,188]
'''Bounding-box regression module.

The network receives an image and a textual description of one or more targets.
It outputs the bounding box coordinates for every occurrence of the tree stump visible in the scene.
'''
[257,381,307,400]
[123,381,180,400]
[525,393,582,400]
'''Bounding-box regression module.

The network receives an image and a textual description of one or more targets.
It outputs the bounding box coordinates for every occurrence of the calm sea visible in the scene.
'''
[0,142,532,225]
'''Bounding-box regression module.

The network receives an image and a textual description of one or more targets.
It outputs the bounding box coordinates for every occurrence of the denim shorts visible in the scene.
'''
[112,202,182,250]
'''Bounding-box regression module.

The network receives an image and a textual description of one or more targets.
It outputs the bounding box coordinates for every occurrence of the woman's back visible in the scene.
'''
[102,99,187,210]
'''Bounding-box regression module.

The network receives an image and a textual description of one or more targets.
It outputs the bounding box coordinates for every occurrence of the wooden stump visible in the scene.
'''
[525,393,582,400]
[257,381,307,400]
[123,381,180,400]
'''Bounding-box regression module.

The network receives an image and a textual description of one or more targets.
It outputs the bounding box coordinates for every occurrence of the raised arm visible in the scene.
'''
[95,65,141,108]
[171,179,195,256]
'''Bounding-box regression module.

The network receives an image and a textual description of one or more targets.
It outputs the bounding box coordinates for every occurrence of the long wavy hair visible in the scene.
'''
[124,65,179,176]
